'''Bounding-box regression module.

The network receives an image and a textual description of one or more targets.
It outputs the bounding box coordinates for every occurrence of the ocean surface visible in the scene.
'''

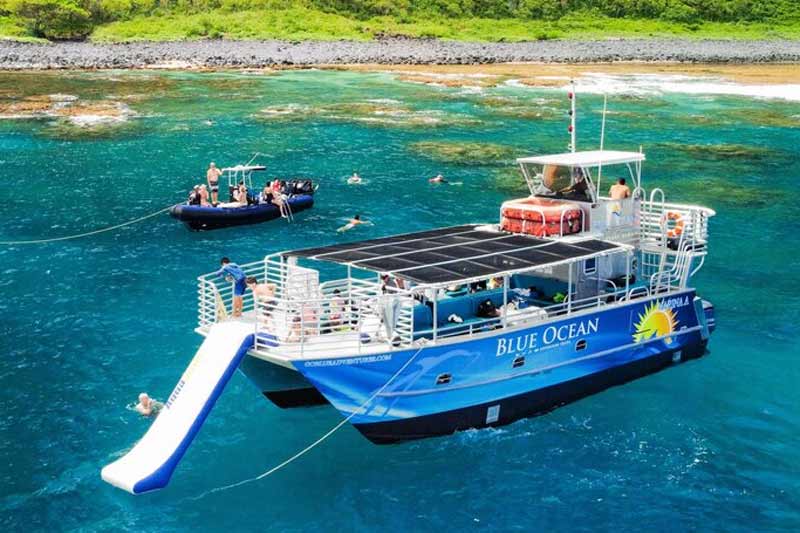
[1,69,798,532]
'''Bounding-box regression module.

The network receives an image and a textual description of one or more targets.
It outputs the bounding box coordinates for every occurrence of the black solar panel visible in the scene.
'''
[285,224,625,285]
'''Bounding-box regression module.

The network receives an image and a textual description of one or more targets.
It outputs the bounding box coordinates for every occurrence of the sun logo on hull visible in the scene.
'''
[633,301,678,345]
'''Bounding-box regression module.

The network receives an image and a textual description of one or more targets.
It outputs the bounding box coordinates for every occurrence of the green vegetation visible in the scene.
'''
[0,0,798,42]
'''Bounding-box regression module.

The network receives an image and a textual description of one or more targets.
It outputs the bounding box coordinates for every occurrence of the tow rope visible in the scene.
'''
[0,205,172,245]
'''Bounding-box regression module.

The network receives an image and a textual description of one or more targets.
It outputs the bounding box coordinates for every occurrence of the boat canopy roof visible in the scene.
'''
[286,224,628,286]
[517,150,645,168]
[221,165,266,173]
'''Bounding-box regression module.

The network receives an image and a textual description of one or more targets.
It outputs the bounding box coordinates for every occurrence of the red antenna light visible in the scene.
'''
[568,125,574,132]
[568,92,574,99]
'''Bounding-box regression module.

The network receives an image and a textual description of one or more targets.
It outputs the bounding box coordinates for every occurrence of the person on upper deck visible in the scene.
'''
[207,162,222,206]
[215,257,246,317]
[559,169,590,200]
[246,276,277,325]
[609,178,631,200]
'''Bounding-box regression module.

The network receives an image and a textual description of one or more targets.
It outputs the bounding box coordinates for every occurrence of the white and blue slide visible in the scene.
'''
[101,321,255,494]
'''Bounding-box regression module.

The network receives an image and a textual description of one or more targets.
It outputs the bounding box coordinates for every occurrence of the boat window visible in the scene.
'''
[512,355,525,368]
[537,164,573,195]
[575,339,587,351]
[436,373,452,385]
[584,257,597,275]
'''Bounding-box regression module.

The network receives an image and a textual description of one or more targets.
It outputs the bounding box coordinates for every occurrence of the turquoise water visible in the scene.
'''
[1,69,799,531]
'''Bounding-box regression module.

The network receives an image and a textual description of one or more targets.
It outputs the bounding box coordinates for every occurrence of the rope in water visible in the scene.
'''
[192,342,427,500]
[0,205,173,245]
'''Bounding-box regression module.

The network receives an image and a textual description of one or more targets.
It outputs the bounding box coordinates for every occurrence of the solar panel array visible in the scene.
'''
[288,224,622,285]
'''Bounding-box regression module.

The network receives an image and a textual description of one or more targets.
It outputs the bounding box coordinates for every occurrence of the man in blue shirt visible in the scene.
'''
[216,257,247,317]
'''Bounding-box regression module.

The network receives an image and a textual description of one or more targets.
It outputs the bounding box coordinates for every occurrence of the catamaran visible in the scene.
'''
[102,94,716,494]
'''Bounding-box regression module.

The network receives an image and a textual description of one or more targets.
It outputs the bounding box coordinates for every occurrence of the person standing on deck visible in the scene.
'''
[207,162,223,206]
[215,257,247,317]
[609,178,631,200]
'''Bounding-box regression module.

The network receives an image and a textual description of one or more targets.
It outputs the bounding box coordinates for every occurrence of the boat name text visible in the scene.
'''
[496,318,599,357]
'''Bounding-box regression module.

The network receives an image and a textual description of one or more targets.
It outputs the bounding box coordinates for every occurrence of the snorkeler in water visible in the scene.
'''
[429,173,447,184]
[347,172,362,185]
[337,214,372,233]
[135,392,163,417]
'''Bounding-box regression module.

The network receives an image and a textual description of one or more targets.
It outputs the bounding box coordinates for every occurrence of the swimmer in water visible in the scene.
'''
[347,172,362,185]
[135,392,162,417]
[337,214,371,233]
[429,174,447,184]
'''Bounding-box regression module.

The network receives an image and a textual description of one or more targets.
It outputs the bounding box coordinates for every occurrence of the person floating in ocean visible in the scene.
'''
[207,162,222,206]
[347,172,362,185]
[429,173,447,184]
[337,214,371,233]
[215,257,247,317]
[135,392,162,417]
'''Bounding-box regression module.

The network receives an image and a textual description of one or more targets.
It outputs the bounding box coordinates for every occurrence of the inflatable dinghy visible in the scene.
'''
[171,177,315,231]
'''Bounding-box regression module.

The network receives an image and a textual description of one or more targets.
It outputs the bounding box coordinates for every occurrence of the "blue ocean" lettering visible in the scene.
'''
[496,318,599,356]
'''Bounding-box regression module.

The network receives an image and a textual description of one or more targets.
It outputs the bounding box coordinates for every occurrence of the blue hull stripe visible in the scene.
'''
[355,340,708,443]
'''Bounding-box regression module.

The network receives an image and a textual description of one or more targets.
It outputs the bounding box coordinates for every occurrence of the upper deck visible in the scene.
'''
[196,224,698,367]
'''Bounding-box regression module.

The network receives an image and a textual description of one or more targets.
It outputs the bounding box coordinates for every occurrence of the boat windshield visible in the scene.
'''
[521,162,593,202]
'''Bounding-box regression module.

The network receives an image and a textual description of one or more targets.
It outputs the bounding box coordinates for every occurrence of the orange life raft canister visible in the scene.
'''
[500,197,583,237]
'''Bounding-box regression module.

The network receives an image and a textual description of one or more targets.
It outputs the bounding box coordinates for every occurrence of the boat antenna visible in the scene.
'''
[568,81,576,153]
[596,94,608,192]
[245,152,264,167]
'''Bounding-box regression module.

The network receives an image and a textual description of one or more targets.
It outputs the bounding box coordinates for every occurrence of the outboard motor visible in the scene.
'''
[290,179,314,195]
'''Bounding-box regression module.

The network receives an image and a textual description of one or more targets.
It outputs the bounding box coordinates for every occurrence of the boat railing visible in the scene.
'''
[251,288,416,358]
[196,259,268,334]
[197,257,689,356]
[196,255,418,357]
[640,190,715,250]
[435,283,682,342]
[639,189,715,285]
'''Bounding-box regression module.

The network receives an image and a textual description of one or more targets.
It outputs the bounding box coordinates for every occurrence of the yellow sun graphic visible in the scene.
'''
[633,302,678,344]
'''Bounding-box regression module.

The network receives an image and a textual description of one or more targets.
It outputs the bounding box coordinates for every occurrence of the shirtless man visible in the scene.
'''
[429,173,447,184]
[609,178,631,200]
[246,276,277,325]
[206,162,223,206]
[198,184,210,206]
[246,276,276,302]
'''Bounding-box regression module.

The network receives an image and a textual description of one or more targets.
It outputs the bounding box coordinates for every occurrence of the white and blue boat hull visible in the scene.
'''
[289,290,712,443]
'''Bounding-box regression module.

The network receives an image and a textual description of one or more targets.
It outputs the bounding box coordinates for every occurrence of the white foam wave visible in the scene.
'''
[565,73,800,102]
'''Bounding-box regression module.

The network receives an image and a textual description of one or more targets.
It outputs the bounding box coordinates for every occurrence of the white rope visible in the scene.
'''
[0,205,172,245]
[191,342,426,500]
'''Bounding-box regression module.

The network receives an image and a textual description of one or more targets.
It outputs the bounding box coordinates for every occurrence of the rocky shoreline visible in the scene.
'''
[1,38,800,69]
